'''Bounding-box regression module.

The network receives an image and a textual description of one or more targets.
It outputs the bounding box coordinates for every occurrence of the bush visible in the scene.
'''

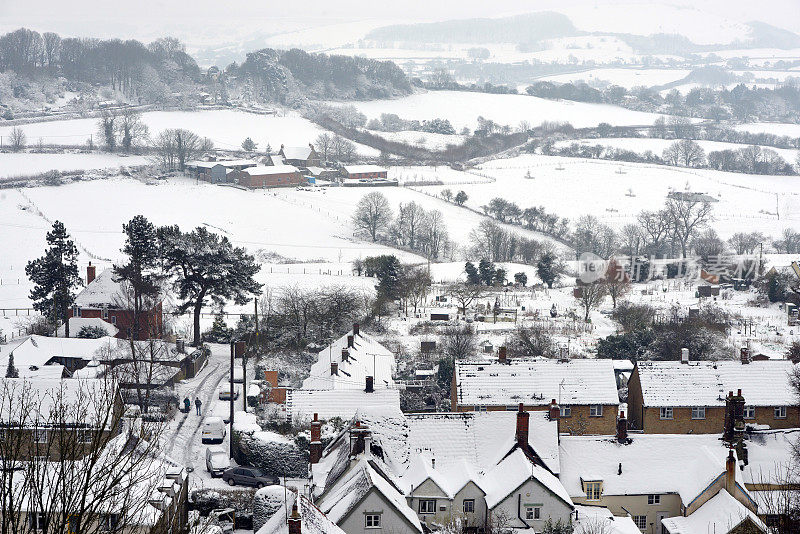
[597,330,655,361]
[507,324,554,358]
[612,302,654,332]
[234,431,307,478]
[76,325,107,339]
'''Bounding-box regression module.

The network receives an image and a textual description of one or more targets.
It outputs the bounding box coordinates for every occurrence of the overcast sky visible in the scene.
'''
[2,0,799,43]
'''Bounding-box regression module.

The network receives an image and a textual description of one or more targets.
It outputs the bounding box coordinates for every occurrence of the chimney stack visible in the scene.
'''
[740,347,750,364]
[87,262,96,285]
[341,348,349,362]
[498,346,507,364]
[353,323,360,336]
[310,413,322,464]
[515,403,529,448]
[725,449,736,493]
[288,502,301,534]
[681,348,689,364]
[331,362,338,376]
[347,335,354,348]
[617,411,628,443]
[365,376,374,393]
[548,399,560,421]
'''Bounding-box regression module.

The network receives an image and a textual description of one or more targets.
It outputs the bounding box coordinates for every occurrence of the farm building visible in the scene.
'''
[342,165,388,180]
[233,165,304,188]
[278,144,321,167]
[185,159,257,183]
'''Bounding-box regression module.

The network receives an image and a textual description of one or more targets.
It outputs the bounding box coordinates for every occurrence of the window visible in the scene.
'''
[100,514,119,532]
[691,406,706,420]
[102,307,108,319]
[111,316,117,325]
[744,405,755,419]
[632,516,647,530]
[463,499,475,513]
[33,428,48,444]
[506,405,518,411]
[589,405,603,417]
[560,405,571,417]
[525,506,541,520]
[585,481,602,501]
[419,500,436,514]
[775,406,787,419]
[660,407,673,420]
[365,514,381,528]
[77,429,92,444]
[30,512,47,531]
[647,494,660,505]
[475,406,487,412]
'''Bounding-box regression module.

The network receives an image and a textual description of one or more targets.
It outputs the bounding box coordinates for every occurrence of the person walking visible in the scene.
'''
[195,397,202,415]
[183,397,191,413]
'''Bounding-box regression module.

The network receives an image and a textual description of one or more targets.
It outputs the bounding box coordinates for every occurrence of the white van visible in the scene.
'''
[201,416,227,444]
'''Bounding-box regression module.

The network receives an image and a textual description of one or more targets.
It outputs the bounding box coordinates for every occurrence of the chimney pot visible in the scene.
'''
[725,449,736,493]
[353,323,360,336]
[498,346,507,363]
[347,335,354,348]
[310,414,322,464]
[516,404,530,447]
[548,399,560,421]
[87,263,96,285]
[365,376,374,393]
[681,348,689,364]
[740,347,751,364]
[288,502,302,534]
[617,411,628,443]
[341,348,349,362]
[331,362,338,375]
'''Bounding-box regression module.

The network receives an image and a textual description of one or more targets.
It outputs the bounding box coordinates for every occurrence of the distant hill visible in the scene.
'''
[745,21,800,49]
[365,12,579,44]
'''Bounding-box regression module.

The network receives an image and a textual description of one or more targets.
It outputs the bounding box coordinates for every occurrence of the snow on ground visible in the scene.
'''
[0,109,378,156]
[0,152,149,179]
[555,137,800,163]
[370,130,465,150]
[734,122,800,138]
[425,154,800,240]
[329,90,688,131]
[538,68,691,89]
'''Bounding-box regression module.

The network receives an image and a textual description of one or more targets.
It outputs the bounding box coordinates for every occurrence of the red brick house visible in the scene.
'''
[68,264,163,340]
[342,165,388,180]
[233,165,305,188]
[278,144,321,168]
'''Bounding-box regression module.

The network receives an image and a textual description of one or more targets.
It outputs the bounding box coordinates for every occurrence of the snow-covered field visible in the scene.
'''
[331,91,684,131]
[538,68,691,89]
[734,122,800,138]
[556,137,800,163]
[427,154,800,239]
[0,110,378,155]
[0,152,149,179]
[371,130,465,150]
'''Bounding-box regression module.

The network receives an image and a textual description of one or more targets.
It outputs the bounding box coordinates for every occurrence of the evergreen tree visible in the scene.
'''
[363,255,402,302]
[464,261,481,285]
[454,191,468,206]
[114,215,162,340]
[204,310,233,343]
[514,272,528,286]
[537,252,560,289]
[159,225,262,346]
[242,137,257,151]
[25,221,82,337]
[478,258,496,286]
[5,354,19,378]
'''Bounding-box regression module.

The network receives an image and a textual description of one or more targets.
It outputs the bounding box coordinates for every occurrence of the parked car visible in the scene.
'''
[221,466,278,488]
[218,385,240,401]
[201,417,227,444]
[205,447,231,477]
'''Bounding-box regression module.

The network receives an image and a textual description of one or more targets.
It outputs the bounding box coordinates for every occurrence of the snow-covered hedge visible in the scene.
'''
[233,430,308,478]
[253,485,291,532]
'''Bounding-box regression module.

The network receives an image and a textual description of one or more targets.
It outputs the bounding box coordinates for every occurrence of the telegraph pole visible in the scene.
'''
[229,340,235,459]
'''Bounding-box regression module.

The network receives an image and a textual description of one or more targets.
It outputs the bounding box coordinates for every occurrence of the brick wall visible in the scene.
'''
[452,403,618,435]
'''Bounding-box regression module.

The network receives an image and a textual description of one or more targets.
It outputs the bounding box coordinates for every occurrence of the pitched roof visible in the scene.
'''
[559,434,745,503]
[74,269,127,308]
[302,330,395,391]
[661,489,767,534]
[280,146,313,161]
[741,429,800,486]
[481,448,573,509]
[256,489,345,534]
[573,504,642,534]
[10,335,116,376]
[287,388,400,422]
[242,165,300,176]
[405,410,560,475]
[316,458,422,532]
[0,377,118,426]
[455,358,619,406]
[634,360,796,407]
[57,317,119,338]
[343,165,387,175]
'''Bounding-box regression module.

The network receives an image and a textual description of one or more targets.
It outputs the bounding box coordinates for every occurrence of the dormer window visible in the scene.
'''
[584,481,602,500]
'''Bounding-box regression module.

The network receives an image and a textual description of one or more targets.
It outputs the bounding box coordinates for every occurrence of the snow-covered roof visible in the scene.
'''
[287,388,400,422]
[316,458,422,533]
[74,269,127,308]
[342,165,387,175]
[661,489,766,534]
[573,505,642,534]
[455,358,619,406]
[10,335,117,377]
[187,159,256,169]
[302,330,395,391]
[280,146,313,161]
[0,377,117,426]
[305,167,326,176]
[742,429,800,486]
[612,359,634,372]
[57,317,119,338]
[256,489,345,534]
[406,410,560,475]
[241,165,300,176]
[482,448,573,509]
[635,360,796,407]
[559,434,745,504]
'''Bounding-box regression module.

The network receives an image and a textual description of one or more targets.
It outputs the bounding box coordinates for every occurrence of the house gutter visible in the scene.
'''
[517,494,532,529]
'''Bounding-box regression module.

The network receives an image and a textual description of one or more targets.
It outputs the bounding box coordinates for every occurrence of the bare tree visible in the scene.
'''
[117,109,149,152]
[152,128,213,172]
[603,258,631,309]
[440,324,477,361]
[9,126,26,152]
[314,133,332,162]
[398,266,431,314]
[98,110,118,152]
[577,281,608,321]
[352,192,393,242]
[638,209,671,257]
[663,139,706,167]
[448,283,486,316]
[665,198,713,257]
[507,324,554,358]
